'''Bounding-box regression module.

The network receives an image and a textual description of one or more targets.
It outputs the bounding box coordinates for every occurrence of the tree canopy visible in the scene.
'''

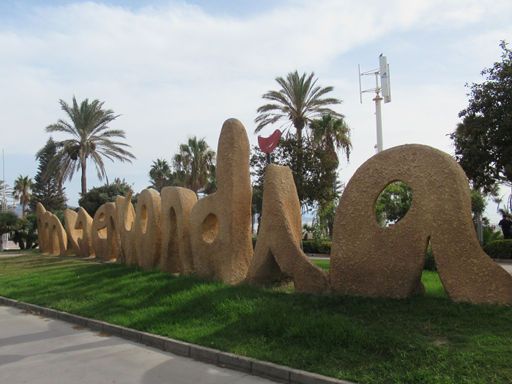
[13,175,32,217]
[30,138,67,212]
[450,41,512,193]
[0,211,19,252]
[375,182,413,226]
[173,137,216,194]
[251,134,343,209]
[78,178,134,216]
[148,137,216,196]
[46,97,135,195]
[149,159,175,192]
[255,71,343,202]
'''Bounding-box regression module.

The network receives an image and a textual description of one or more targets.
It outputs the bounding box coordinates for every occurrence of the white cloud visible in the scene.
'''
[0,0,511,207]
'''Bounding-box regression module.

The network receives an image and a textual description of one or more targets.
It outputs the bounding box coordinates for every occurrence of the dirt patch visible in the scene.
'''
[432,337,449,347]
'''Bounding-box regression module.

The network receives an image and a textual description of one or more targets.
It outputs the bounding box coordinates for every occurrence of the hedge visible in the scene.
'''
[302,240,331,254]
[483,239,512,259]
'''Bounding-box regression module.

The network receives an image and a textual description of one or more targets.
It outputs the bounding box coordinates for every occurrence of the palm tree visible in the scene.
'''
[149,159,173,192]
[13,175,32,217]
[173,137,215,194]
[310,114,351,164]
[255,71,342,142]
[255,71,342,200]
[46,96,135,195]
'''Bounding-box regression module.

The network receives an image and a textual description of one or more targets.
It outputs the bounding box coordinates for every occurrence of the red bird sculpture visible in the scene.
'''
[257,129,282,154]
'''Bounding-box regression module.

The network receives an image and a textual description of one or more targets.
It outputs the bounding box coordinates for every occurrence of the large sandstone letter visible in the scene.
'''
[64,209,80,255]
[330,144,512,305]
[160,186,197,274]
[189,119,253,284]
[36,203,49,253]
[246,165,328,293]
[46,212,67,256]
[134,189,162,270]
[116,194,136,265]
[92,202,120,262]
[64,208,94,258]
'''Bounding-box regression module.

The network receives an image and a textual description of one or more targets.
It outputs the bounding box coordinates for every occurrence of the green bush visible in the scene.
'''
[78,179,134,216]
[302,239,331,254]
[10,214,38,249]
[483,239,512,259]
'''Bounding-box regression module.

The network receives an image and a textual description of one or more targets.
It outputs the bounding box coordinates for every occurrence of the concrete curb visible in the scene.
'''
[0,296,355,384]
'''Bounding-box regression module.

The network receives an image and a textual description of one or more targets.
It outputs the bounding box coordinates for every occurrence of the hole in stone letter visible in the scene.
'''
[375,181,413,227]
[140,205,148,234]
[98,227,108,240]
[201,213,219,244]
[167,208,178,256]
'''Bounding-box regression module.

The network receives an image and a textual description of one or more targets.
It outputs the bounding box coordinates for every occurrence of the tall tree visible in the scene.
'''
[30,138,67,212]
[173,137,215,194]
[0,211,18,251]
[251,136,342,209]
[450,41,512,193]
[78,178,133,216]
[255,71,342,201]
[375,182,413,226]
[12,175,32,217]
[310,114,351,164]
[149,159,174,192]
[46,96,136,195]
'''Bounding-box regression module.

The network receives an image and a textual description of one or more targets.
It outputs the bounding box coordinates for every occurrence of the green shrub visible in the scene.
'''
[483,239,512,259]
[302,239,331,254]
[483,225,503,245]
[78,179,134,216]
[10,213,38,249]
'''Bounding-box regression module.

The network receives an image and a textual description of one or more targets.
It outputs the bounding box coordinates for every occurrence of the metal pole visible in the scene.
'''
[1,149,5,251]
[1,149,5,211]
[374,93,383,153]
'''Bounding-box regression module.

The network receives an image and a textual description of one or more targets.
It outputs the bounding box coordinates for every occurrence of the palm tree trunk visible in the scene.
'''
[22,201,26,218]
[81,158,87,195]
[296,124,304,203]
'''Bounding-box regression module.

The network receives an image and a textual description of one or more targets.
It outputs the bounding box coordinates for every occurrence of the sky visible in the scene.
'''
[0,0,511,223]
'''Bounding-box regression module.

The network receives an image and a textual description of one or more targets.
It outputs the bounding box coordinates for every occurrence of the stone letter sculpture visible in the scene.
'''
[64,208,94,257]
[160,186,197,274]
[64,209,80,255]
[43,211,67,256]
[92,202,120,261]
[134,189,162,270]
[189,119,253,284]
[246,165,328,293]
[116,194,136,265]
[36,203,49,253]
[330,144,512,305]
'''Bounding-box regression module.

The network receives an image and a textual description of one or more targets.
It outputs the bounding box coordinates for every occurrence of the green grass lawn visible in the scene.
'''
[1,253,511,384]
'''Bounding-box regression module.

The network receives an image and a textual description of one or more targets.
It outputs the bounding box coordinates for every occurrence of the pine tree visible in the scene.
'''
[30,138,67,212]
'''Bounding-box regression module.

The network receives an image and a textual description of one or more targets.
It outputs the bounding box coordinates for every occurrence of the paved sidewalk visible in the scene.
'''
[0,306,275,384]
